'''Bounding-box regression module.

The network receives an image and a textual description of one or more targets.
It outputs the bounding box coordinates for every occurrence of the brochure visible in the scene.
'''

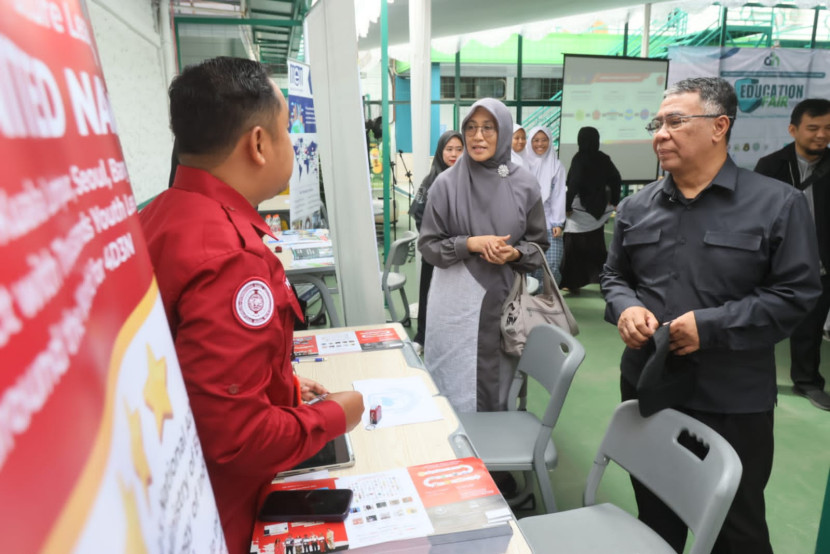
[250,458,513,554]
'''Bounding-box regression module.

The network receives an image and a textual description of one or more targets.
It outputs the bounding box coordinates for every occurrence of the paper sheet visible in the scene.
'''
[336,468,434,548]
[352,377,444,429]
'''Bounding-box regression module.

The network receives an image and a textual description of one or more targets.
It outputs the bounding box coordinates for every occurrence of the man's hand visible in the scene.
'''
[298,376,328,402]
[327,391,365,432]
[669,311,700,355]
[617,306,659,349]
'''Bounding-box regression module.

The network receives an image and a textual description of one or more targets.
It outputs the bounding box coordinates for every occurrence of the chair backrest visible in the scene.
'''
[514,324,585,453]
[585,400,743,554]
[383,230,418,277]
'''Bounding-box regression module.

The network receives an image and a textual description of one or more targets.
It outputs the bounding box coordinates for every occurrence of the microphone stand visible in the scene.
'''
[397,150,415,233]
[388,159,398,242]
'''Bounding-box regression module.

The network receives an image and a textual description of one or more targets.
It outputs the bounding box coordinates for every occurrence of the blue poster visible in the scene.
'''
[288,60,316,134]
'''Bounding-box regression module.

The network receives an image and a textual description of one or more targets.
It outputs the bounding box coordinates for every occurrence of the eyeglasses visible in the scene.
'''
[645,114,730,136]
[464,123,497,138]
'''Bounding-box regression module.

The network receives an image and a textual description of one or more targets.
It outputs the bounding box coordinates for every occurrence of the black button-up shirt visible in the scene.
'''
[601,156,821,413]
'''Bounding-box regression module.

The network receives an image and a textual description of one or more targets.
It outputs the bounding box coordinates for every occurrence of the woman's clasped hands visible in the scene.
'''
[467,234,520,265]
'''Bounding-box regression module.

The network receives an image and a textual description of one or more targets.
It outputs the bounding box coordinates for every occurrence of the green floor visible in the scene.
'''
[313,205,829,553]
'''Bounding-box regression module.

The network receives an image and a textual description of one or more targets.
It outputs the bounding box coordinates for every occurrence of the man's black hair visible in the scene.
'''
[790,98,830,127]
[169,57,279,157]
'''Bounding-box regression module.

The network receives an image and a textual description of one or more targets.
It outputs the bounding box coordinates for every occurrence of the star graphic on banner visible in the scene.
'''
[119,479,149,554]
[144,344,173,441]
[125,400,152,501]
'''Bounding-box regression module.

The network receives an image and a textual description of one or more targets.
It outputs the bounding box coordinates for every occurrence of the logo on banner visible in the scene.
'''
[234,278,274,328]
[764,52,780,67]
[735,77,804,113]
[291,65,303,88]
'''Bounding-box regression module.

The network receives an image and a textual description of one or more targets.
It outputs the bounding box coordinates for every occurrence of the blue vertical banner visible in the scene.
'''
[287,60,323,229]
[288,59,316,134]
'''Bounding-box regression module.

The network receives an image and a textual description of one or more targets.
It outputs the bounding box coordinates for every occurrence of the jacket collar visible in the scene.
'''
[172,165,272,237]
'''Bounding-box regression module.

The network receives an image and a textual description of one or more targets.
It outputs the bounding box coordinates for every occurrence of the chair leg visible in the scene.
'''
[385,287,400,322]
[534,458,557,513]
[399,288,410,326]
[505,471,536,511]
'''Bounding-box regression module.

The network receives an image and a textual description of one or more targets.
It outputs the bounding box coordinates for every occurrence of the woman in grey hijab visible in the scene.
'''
[417,98,549,413]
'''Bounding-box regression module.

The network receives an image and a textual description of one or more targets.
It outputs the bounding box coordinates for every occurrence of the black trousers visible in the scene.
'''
[790,274,830,391]
[621,377,774,554]
[413,259,434,345]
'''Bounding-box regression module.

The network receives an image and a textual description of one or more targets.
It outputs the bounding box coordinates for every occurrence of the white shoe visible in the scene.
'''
[412,342,423,355]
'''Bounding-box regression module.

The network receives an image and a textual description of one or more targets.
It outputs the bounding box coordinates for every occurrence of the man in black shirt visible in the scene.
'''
[754,98,830,411]
[601,78,821,553]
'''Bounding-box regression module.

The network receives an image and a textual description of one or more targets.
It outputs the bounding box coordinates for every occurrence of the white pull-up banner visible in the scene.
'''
[668,46,830,169]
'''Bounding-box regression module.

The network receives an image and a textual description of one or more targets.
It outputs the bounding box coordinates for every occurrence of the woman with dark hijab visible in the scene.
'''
[560,126,621,293]
[409,130,463,351]
[418,98,549,414]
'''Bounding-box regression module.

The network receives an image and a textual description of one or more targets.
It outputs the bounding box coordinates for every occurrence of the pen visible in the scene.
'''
[293,357,327,363]
[306,393,328,406]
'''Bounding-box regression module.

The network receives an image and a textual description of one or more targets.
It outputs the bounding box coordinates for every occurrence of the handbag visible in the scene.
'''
[500,242,579,356]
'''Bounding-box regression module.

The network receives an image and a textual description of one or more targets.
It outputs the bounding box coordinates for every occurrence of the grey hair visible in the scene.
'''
[664,77,737,141]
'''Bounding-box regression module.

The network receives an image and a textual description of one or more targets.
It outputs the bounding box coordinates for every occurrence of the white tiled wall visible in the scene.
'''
[89,0,173,204]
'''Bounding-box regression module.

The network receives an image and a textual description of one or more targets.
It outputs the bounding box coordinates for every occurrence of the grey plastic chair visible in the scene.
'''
[457,324,585,513]
[380,230,417,325]
[519,400,743,554]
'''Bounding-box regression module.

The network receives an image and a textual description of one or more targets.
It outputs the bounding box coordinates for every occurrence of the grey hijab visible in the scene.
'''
[437,97,540,240]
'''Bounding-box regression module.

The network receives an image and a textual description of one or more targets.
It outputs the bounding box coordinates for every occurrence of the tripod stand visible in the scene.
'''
[386,160,398,243]
[397,150,416,232]
[396,151,417,262]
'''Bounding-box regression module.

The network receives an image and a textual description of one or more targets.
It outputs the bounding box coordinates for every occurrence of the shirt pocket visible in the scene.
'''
[703,231,762,252]
[700,231,764,294]
[622,228,662,274]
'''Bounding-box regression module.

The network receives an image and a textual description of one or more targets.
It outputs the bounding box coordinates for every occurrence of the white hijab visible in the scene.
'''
[511,123,528,167]
[525,126,562,203]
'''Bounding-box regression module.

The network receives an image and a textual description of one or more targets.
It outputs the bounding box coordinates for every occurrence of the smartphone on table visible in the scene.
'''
[258,489,353,522]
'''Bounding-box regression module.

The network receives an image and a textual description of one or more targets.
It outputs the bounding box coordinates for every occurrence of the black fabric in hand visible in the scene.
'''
[636,324,696,417]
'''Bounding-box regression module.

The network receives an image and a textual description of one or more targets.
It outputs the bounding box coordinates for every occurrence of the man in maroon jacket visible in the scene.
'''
[140,57,363,554]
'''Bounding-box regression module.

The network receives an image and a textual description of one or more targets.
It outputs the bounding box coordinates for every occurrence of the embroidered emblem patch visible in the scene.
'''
[233,278,274,329]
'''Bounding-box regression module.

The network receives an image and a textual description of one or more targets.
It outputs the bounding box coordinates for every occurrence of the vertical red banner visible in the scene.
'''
[0,1,225,552]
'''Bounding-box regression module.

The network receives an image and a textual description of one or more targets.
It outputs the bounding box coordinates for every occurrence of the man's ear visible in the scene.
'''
[788,123,798,140]
[245,126,267,166]
[712,115,730,144]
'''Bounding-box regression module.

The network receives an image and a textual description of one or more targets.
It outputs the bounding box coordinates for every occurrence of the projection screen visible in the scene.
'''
[559,54,669,183]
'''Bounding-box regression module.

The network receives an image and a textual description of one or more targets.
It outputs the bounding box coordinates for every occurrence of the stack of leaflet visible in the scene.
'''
[250,457,513,554]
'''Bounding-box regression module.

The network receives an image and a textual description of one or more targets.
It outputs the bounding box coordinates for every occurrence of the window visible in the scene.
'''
[441,76,506,100]
[519,78,563,100]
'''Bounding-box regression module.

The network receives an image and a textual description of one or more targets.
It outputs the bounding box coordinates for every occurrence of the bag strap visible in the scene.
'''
[506,261,529,300]
[525,241,580,336]
[527,241,556,296]
[797,152,830,191]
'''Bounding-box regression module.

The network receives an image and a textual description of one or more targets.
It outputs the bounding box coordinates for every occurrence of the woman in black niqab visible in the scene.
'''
[560,126,622,292]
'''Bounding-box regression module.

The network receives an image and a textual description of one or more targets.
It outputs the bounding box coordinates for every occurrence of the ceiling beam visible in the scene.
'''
[174,16,301,27]
[250,9,291,17]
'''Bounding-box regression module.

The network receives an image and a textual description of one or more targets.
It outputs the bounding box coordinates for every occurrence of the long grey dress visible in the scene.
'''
[417,98,549,413]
